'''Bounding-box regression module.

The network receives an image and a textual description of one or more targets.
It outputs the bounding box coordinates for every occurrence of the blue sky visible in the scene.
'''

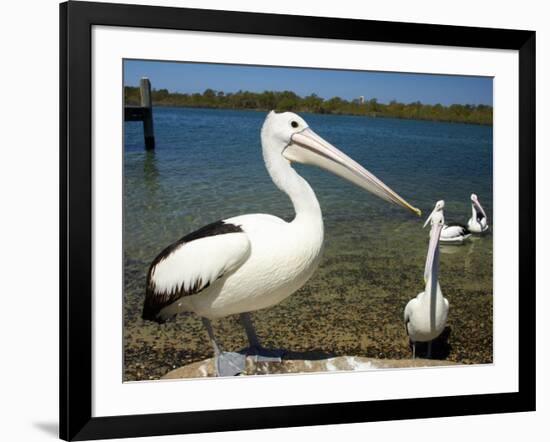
[124,60,492,106]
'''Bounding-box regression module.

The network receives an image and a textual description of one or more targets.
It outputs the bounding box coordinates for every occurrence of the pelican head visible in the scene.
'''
[471,193,487,219]
[423,199,445,228]
[261,111,421,216]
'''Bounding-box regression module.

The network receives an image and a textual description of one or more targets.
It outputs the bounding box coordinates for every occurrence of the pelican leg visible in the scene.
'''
[239,313,285,362]
[202,317,245,377]
[426,341,432,359]
[412,342,416,359]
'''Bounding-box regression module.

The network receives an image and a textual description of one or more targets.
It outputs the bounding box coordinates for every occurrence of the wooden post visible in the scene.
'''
[140,77,155,150]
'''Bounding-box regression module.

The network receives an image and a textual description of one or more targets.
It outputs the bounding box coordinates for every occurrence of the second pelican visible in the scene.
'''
[405,201,449,358]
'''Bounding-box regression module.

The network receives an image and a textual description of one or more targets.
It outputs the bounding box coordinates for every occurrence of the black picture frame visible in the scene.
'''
[60,1,536,440]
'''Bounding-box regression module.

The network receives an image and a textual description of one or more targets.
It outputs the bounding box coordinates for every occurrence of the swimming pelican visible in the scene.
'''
[467,193,489,233]
[142,111,421,376]
[441,223,471,244]
[405,201,449,358]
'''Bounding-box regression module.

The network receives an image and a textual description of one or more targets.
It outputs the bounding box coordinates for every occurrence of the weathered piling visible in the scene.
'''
[124,77,155,150]
[140,78,155,150]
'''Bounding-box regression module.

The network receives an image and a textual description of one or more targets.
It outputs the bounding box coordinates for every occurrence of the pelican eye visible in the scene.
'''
[291,121,299,128]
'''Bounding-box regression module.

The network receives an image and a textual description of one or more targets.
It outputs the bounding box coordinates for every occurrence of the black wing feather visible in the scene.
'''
[142,220,243,323]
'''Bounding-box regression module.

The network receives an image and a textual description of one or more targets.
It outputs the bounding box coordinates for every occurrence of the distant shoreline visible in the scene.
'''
[124,87,493,126]
[150,104,493,127]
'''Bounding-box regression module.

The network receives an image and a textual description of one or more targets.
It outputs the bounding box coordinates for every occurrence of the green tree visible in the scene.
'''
[123,85,492,125]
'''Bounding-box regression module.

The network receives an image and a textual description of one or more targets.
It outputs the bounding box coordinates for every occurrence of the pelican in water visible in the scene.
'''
[441,223,470,244]
[467,193,489,233]
[142,111,420,376]
[405,200,449,358]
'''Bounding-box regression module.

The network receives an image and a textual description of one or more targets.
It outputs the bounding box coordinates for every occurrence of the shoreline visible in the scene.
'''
[125,103,493,127]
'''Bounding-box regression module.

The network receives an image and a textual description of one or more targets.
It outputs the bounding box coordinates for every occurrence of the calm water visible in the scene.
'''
[125,108,492,255]
[124,107,493,380]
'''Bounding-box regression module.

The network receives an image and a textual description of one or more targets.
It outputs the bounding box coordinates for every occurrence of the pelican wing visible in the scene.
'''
[480,217,488,229]
[142,220,251,323]
[442,223,469,239]
[404,298,416,337]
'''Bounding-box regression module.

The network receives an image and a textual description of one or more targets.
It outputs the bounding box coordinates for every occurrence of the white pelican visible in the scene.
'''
[405,201,449,358]
[467,193,489,233]
[441,223,471,244]
[142,111,421,376]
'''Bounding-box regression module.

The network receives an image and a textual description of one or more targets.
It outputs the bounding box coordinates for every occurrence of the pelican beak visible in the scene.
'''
[424,201,445,228]
[283,128,421,216]
[473,198,487,219]
[423,207,437,228]
[424,220,443,283]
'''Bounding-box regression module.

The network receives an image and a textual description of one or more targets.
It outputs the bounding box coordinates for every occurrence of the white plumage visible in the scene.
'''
[467,193,489,233]
[150,230,251,297]
[404,283,449,343]
[405,201,449,358]
[153,213,323,322]
[440,224,471,244]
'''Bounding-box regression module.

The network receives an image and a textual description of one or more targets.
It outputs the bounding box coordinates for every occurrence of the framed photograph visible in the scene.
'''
[60,1,535,440]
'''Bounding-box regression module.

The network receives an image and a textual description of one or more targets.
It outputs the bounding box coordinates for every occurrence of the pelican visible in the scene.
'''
[405,201,449,358]
[141,111,420,377]
[440,223,471,244]
[467,193,489,233]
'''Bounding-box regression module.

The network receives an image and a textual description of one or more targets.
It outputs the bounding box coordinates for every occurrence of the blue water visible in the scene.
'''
[125,108,492,260]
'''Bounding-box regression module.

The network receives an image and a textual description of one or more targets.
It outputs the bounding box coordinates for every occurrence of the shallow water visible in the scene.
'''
[124,107,493,381]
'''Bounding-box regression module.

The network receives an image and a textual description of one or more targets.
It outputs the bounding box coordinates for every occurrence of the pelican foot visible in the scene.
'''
[246,346,286,363]
[215,351,246,377]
